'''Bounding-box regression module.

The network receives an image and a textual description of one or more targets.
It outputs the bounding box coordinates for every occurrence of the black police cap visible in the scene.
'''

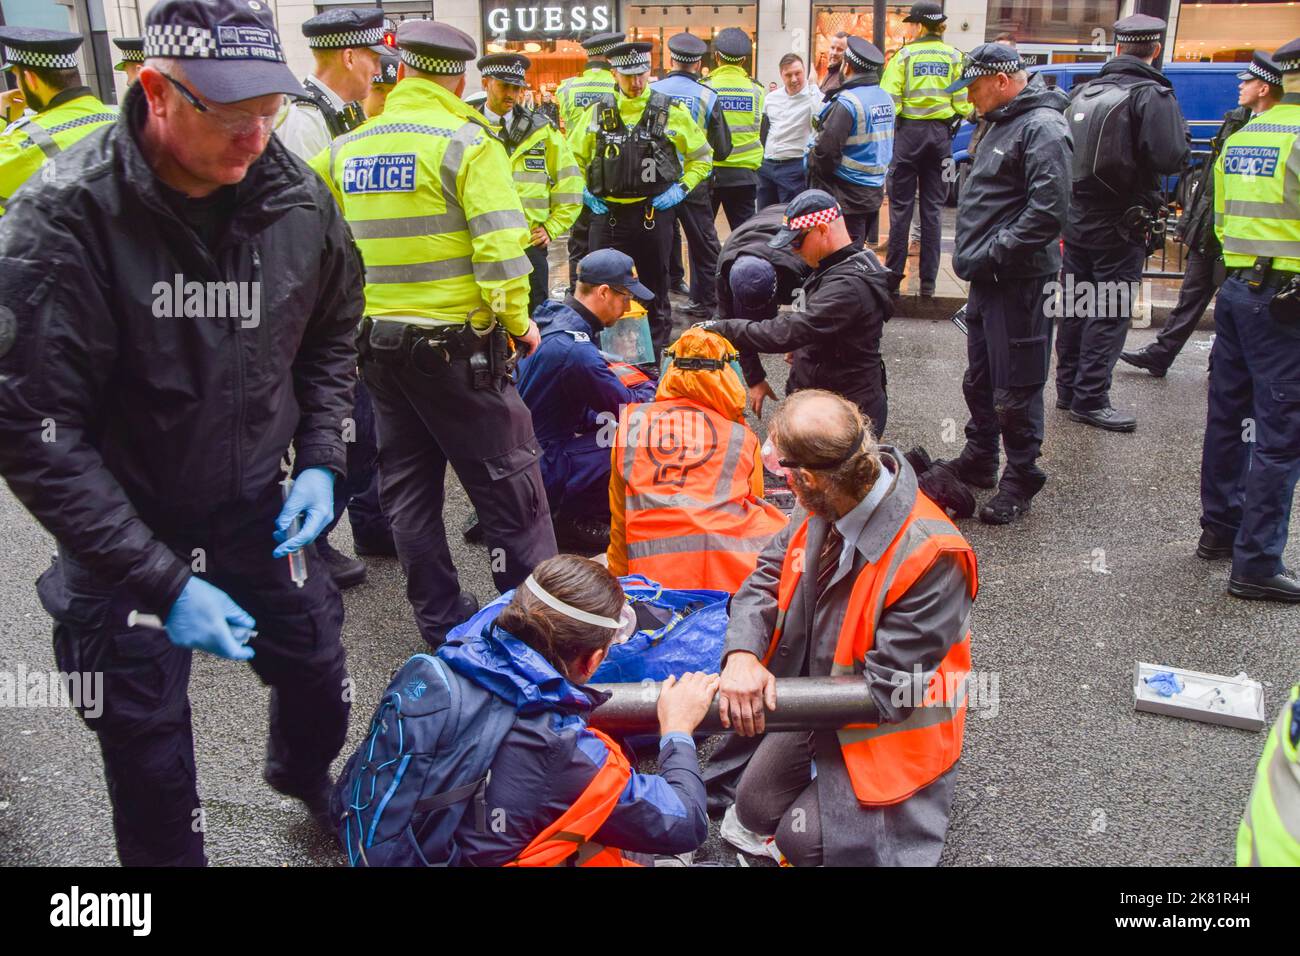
[714,27,751,62]
[581,31,625,56]
[396,19,476,75]
[903,1,946,24]
[478,52,530,86]
[113,36,145,69]
[770,189,842,249]
[143,0,305,104]
[372,52,399,85]
[1238,51,1283,88]
[0,27,83,71]
[1274,38,1300,74]
[302,7,386,54]
[844,36,884,71]
[1113,14,1166,43]
[667,33,708,64]
[607,40,652,75]
[947,42,1025,92]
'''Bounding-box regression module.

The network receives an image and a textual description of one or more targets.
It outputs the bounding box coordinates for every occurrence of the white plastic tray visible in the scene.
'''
[1133,661,1267,732]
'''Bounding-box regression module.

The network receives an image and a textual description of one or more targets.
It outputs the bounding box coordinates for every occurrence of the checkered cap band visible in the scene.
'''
[3,45,79,69]
[920,13,945,20]
[1248,61,1283,86]
[587,40,620,55]
[610,50,650,68]
[1116,30,1162,41]
[717,51,747,62]
[961,58,1023,80]
[844,49,878,71]
[144,24,222,60]
[786,205,841,230]
[1274,54,1300,73]
[671,50,703,62]
[482,62,527,81]
[118,48,145,64]
[400,48,465,74]
[308,27,384,49]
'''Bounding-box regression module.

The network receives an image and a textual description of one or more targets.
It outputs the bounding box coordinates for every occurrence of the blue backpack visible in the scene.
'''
[331,653,516,867]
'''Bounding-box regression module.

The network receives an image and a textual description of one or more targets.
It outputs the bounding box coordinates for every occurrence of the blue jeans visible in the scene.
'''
[757,157,807,209]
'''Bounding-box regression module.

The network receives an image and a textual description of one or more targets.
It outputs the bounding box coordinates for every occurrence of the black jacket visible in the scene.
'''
[807,75,886,216]
[0,83,365,614]
[952,75,1072,281]
[1069,55,1189,214]
[1179,105,1253,255]
[709,244,893,409]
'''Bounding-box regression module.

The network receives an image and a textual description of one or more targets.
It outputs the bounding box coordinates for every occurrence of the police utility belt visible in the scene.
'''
[358,315,517,390]
[1229,257,1300,328]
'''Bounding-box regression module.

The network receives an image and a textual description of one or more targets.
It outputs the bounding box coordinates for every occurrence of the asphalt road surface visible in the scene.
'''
[0,311,1294,867]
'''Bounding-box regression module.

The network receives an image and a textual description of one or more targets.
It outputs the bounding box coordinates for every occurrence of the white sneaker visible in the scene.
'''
[720,803,782,862]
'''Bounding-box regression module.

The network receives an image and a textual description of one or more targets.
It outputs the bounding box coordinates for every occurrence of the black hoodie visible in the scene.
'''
[953,74,1073,282]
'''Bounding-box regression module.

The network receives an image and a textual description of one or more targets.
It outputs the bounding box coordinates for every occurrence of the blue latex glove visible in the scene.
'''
[583,188,608,214]
[165,577,256,661]
[1145,671,1184,698]
[651,182,687,211]
[273,466,335,558]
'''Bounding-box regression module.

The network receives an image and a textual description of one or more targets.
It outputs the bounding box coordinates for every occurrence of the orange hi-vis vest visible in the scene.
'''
[613,398,787,591]
[507,726,639,867]
[766,491,977,806]
[609,361,651,388]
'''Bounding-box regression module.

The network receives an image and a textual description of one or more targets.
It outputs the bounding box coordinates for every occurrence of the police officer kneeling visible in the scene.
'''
[942,44,1072,524]
[0,0,362,865]
[312,21,558,645]
[1197,38,1300,603]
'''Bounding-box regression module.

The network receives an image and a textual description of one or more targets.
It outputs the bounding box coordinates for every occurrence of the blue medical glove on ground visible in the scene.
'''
[273,466,335,558]
[583,188,608,214]
[165,577,257,661]
[651,183,687,210]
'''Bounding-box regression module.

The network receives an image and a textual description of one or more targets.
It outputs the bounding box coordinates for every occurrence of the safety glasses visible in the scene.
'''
[164,74,281,138]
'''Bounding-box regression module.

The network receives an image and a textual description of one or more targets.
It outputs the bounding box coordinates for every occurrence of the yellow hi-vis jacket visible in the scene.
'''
[0,92,116,216]
[702,64,765,171]
[1238,684,1300,866]
[310,77,532,336]
[567,86,713,205]
[880,35,972,121]
[1214,97,1300,275]
[556,65,617,133]
[485,107,584,241]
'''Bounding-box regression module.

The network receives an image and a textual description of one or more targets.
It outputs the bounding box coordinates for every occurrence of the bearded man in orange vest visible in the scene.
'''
[710,389,977,866]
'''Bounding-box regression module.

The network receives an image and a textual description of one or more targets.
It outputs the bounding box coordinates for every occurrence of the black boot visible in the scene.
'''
[1069,405,1137,432]
[1228,568,1300,603]
[1196,527,1235,560]
[264,769,335,833]
[1119,346,1168,378]
[979,489,1031,525]
[934,454,998,489]
[315,537,367,589]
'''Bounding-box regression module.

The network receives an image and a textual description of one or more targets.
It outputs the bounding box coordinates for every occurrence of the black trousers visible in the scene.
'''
[566,205,592,291]
[589,198,676,357]
[711,182,758,232]
[362,348,557,646]
[885,120,951,288]
[1055,215,1147,411]
[44,486,349,866]
[323,378,392,552]
[960,275,1055,499]
[671,181,721,309]
[1146,246,1218,369]
[525,242,550,315]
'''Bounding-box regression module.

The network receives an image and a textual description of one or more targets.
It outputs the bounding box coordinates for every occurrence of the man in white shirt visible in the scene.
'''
[758,53,820,207]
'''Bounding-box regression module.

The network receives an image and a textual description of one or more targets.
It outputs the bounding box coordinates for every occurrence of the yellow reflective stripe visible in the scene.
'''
[901,102,954,118]
[726,139,762,155]
[367,258,475,284]
[556,164,582,179]
[1222,237,1300,257]
[513,170,550,184]
[474,254,532,282]
[349,212,466,240]
[468,208,528,237]
[837,678,967,746]
[550,192,584,204]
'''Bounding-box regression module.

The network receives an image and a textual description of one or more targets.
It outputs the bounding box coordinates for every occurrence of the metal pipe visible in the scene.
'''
[587,676,879,735]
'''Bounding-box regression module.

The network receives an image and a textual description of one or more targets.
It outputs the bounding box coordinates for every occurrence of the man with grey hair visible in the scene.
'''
[942,43,1071,525]
[710,389,977,866]
[0,0,364,865]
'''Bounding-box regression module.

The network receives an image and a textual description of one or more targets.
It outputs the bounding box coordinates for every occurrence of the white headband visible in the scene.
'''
[524,575,633,635]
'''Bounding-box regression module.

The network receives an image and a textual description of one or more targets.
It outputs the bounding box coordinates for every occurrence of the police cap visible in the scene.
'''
[113,36,145,70]
[769,189,841,249]
[0,27,83,71]
[1113,14,1166,43]
[577,249,654,301]
[843,37,884,72]
[903,1,947,24]
[582,31,626,57]
[947,42,1025,93]
[372,51,399,86]
[142,0,305,104]
[396,19,476,75]
[1274,38,1300,74]
[714,27,752,63]
[478,52,530,86]
[607,41,652,76]
[302,7,386,55]
[1238,51,1283,88]
[667,33,708,64]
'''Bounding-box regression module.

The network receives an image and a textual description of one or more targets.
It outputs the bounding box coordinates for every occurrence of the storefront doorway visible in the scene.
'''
[619,1,758,76]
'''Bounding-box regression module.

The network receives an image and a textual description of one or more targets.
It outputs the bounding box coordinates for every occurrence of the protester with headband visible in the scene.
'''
[438,554,718,865]
[606,326,787,590]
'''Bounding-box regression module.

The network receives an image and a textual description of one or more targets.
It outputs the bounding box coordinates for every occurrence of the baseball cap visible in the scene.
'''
[577,249,653,301]
[769,189,842,250]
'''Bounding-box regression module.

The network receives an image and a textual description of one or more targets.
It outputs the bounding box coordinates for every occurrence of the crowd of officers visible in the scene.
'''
[0,0,1297,868]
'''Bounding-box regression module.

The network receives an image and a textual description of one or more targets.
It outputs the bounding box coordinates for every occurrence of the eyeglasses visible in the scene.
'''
[164,74,281,137]
[609,286,633,298]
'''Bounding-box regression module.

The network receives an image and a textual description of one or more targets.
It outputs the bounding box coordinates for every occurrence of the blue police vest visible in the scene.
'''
[651,72,718,129]
[818,83,895,188]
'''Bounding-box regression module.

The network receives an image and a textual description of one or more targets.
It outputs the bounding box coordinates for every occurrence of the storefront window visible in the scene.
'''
[481,2,620,111]
[984,0,1119,46]
[1172,1,1299,63]
[619,1,758,76]
[810,4,914,86]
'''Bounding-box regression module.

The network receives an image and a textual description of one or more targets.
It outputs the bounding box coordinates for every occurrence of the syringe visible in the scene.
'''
[280,476,309,589]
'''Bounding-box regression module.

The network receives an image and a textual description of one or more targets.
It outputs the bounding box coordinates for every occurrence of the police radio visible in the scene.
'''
[1120,204,1170,255]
